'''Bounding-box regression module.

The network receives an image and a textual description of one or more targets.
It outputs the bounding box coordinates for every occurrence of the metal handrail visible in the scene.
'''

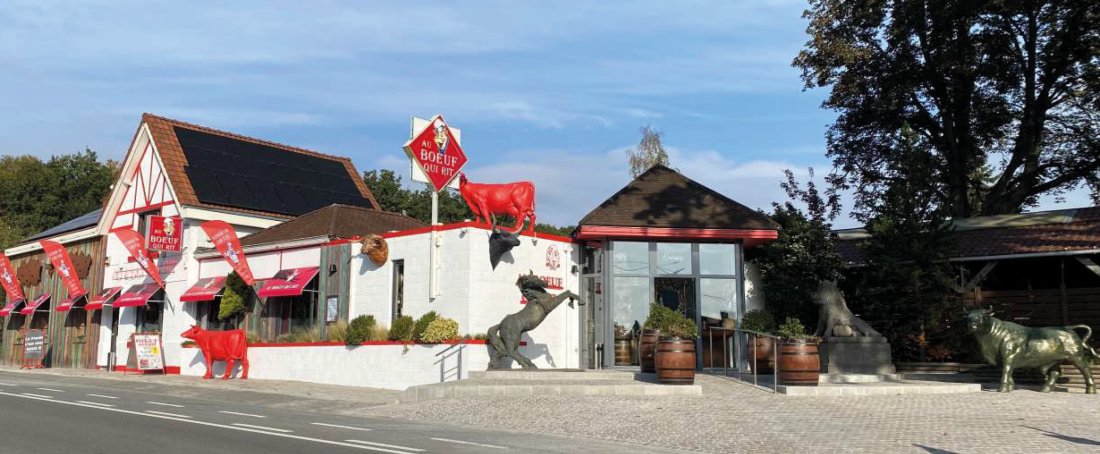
[704,327,781,393]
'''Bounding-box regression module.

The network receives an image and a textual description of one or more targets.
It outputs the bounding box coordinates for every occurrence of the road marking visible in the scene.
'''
[36,387,64,393]
[21,393,52,399]
[76,400,116,408]
[219,410,265,418]
[0,391,409,453]
[311,422,372,431]
[232,423,291,433]
[346,440,425,452]
[87,393,118,399]
[147,401,185,408]
[430,437,509,450]
[147,410,191,419]
[0,382,18,386]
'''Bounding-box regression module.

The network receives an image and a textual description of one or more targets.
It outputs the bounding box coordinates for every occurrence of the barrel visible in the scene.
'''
[655,338,696,385]
[614,339,633,366]
[748,336,776,374]
[778,340,820,386]
[639,329,660,373]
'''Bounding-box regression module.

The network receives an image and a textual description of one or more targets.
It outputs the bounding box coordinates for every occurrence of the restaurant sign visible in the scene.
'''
[147,216,182,252]
[133,332,164,371]
[403,115,467,192]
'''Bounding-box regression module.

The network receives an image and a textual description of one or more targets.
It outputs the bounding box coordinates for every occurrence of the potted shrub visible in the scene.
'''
[652,305,699,385]
[740,309,776,374]
[776,317,820,386]
[639,304,670,373]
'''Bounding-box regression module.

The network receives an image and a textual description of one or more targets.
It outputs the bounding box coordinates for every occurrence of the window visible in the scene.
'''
[260,279,319,341]
[700,278,738,320]
[613,242,649,275]
[136,293,165,332]
[391,260,405,324]
[699,244,736,276]
[201,298,235,331]
[656,243,692,275]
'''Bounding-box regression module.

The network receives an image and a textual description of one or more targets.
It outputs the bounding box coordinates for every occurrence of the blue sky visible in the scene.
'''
[1,1,1089,228]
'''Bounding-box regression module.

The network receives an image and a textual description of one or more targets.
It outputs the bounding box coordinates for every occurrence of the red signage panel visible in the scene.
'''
[39,240,86,302]
[113,228,165,288]
[0,300,23,316]
[148,216,182,252]
[201,221,255,286]
[181,276,227,303]
[0,254,25,304]
[257,267,320,298]
[403,115,467,192]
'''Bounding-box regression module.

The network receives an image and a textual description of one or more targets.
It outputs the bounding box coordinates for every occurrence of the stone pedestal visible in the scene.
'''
[819,336,896,375]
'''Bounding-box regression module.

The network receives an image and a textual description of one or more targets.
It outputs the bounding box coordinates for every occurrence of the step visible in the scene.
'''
[820,373,904,384]
[778,381,981,396]
[400,380,702,402]
[468,369,639,382]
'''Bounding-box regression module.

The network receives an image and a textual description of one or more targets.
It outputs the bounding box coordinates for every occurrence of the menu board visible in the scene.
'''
[133,332,164,371]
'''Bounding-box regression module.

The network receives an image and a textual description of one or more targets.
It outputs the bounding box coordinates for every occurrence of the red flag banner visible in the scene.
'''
[112,228,164,288]
[200,221,254,286]
[39,240,87,301]
[0,253,25,304]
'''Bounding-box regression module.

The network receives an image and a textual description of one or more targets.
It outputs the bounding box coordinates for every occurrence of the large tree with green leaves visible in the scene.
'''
[0,149,117,248]
[795,0,1100,217]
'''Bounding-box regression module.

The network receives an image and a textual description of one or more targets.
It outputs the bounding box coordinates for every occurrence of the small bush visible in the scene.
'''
[326,321,349,343]
[219,271,251,323]
[413,311,439,341]
[643,303,675,331]
[777,317,812,340]
[740,309,776,333]
[181,340,197,348]
[473,332,488,341]
[420,317,459,343]
[245,332,259,344]
[389,315,415,341]
[368,323,389,341]
[346,315,377,345]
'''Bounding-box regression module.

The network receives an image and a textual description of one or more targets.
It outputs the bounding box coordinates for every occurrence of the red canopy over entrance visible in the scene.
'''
[257,267,320,298]
[0,298,25,316]
[19,293,51,315]
[85,287,122,310]
[181,276,227,303]
[114,284,161,308]
[56,290,89,312]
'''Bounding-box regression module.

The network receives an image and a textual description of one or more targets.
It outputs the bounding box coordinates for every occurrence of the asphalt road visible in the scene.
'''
[0,371,679,454]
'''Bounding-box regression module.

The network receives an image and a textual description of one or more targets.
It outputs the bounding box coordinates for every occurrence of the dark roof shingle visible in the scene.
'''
[240,204,425,247]
[577,165,779,231]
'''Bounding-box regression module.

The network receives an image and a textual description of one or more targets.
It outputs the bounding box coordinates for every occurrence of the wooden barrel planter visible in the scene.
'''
[655,337,696,385]
[778,339,820,386]
[747,336,776,374]
[614,339,633,366]
[639,329,660,373]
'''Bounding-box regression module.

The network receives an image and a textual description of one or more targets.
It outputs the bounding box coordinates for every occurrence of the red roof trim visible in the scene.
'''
[575,225,778,241]
[381,221,575,243]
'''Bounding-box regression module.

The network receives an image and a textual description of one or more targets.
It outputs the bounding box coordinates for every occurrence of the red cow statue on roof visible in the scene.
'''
[181,326,249,380]
[458,174,536,234]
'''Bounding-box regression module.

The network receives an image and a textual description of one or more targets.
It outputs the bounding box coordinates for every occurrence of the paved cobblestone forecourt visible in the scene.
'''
[366,375,1100,453]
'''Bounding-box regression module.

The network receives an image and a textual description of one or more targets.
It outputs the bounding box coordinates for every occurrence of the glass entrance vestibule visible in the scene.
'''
[581,240,744,370]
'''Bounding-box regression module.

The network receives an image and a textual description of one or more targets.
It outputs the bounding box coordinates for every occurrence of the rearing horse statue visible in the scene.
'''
[487,271,584,369]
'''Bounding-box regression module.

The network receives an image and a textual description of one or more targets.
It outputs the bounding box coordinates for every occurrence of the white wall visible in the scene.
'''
[350,226,581,369]
[744,262,765,313]
[180,342,519,390]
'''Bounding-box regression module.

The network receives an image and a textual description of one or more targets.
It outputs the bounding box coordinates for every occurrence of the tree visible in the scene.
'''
[795,0,1100,217]
[844,127,959,362]
[0,149,117,249]
[751,169,843,326]
[626,125,671,178]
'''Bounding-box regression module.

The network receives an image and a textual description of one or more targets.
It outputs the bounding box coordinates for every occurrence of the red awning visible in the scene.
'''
[181,276,227,303]
[114,284,161,308]
[0,299,25,316]
[257,267,320,298]
[85,287,122,310]
[20,293,51,315]
[56,290,89,312]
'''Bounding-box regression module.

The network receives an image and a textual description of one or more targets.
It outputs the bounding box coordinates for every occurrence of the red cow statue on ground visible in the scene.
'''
[181,326,249,380]
[458,174,536,234]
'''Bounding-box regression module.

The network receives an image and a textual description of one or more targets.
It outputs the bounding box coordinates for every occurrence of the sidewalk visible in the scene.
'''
[0,365,401,413]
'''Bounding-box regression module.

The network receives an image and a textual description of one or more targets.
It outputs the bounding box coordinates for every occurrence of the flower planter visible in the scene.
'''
[655,337,696,385]
[778,339,820,386]
[639,329,660,372]
[747,336,776,374]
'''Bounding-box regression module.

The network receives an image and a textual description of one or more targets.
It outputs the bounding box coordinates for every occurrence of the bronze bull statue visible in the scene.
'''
[967,309,1098,393]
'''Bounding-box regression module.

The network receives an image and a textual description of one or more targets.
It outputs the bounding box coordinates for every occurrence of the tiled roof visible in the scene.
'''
[24,209,102,241]
[142,113,379,217]
[239,204,425,247]
[835,207,1100,264]
[577,165,780,231]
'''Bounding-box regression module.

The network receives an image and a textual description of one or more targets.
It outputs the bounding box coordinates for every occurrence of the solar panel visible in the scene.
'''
[174,127,373,216]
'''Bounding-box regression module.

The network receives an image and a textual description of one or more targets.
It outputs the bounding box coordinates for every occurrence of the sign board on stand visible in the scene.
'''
[21,329,47,369]
[131,332,165,373]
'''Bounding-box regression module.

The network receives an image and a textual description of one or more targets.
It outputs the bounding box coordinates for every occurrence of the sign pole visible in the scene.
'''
[430,191,440,299]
